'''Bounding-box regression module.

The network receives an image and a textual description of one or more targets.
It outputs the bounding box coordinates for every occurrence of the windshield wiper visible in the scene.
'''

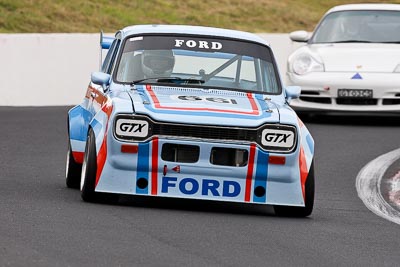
[131,77,204,85]
[157,77,205,84]
[130,77,172,85]
[379,41,400,44]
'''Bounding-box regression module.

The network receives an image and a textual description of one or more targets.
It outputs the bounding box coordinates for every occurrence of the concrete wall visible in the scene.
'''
[0,33,303,106]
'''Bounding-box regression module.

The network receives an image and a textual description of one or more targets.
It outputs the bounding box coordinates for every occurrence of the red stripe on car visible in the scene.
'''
[151,137,159,195]
[72,151,84,164]
[95,101,113,188]
[244,144,256,202]
[299,146,308,200]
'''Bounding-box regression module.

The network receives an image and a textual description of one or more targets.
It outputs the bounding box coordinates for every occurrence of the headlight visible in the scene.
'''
[290,52,324,75]
[114,115,152,141]
[258,125,297,153]
[394,64,400,73]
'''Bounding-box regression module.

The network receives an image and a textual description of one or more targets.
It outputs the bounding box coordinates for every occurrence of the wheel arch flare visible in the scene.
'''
[68,104,92,164]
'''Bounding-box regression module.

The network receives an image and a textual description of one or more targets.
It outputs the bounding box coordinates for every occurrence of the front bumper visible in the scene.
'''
[287,72,400,113]
[94,136,307,207]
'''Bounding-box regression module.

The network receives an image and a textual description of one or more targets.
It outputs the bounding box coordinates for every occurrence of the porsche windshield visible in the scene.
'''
[311,10,400,43]
[115,35,281,94]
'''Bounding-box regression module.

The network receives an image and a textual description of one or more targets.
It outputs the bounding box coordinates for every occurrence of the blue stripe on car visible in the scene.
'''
[69,105,92,141]
[306,134,314,155]
[253,150,269,203]
[91,118,102,134]
[136,142,150,194]
[255,94,270,111]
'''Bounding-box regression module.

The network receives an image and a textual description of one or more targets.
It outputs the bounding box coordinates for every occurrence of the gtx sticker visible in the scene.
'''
[115,119,149,137]
[172,95,237,104]
[174,39,222,50]
[261,129,294,148]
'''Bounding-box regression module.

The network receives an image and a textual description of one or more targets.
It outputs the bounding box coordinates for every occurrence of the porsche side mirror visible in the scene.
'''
[289,31,310,42]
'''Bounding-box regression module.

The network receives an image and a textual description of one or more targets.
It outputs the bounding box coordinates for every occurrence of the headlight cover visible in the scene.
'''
[394,64,400,73]
[290,51,324,75]
[258,124,297,153]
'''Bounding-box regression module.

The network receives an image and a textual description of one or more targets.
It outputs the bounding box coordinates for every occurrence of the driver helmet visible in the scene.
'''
[141,50,175,78]
[340,17,361,38]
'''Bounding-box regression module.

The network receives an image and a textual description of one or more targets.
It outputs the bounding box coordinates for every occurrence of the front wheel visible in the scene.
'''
[274,161,315,217]
[80,128,119,204]
[66,140,82,189]
[80,128,100,202]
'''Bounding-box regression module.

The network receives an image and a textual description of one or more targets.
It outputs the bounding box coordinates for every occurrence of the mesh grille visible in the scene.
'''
[152,123,258,142]
[300,96,331,104]
[114,114,298,153]
[383,99,400,105]
[336,98,377,105]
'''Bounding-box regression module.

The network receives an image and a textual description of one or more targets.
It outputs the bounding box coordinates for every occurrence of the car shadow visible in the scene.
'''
[298,113,400,127]
[115,194,277,217]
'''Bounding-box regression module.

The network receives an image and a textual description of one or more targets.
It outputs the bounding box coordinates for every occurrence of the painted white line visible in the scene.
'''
[356,148,400,225]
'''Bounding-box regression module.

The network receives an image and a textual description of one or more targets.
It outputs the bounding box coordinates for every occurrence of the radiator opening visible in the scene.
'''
[161,143,200,163]
[210,147,248,167]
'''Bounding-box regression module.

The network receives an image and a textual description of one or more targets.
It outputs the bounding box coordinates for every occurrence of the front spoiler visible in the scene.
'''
[94,137,309,207]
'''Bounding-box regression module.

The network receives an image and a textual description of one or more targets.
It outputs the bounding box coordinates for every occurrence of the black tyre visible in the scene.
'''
[80,129,100,202]
[80,129,119,204]
[274,161,315,217]
[296,112,314,123]
[65,139,82,189]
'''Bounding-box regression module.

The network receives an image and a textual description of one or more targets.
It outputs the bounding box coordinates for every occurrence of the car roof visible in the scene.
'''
[118,24,269,46]
[327,3,400,13]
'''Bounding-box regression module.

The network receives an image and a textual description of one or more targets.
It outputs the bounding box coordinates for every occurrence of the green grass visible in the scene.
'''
[1,0,400,33]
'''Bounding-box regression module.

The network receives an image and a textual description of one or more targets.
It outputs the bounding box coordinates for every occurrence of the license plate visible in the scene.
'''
[338,89,373,98]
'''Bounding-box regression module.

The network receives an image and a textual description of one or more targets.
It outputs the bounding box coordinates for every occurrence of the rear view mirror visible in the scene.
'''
[285,86,301,102]
[91,72,111,91]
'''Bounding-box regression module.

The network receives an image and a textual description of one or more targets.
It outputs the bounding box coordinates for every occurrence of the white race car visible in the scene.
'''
[287,3,400,115]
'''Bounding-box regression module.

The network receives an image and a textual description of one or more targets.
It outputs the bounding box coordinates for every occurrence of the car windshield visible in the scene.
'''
[115,35,281,94]
[311,10,400,43]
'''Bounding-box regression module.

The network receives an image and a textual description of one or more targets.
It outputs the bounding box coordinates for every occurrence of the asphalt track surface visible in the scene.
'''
[1,106,400,266]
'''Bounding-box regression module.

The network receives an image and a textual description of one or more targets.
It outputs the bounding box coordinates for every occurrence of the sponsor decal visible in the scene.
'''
[172,166,180,173]
[351,73,363,80]
[261,129,294,148]
[174,39,222,50]
[388,171,400,208]
[171,95,238,104]
[115,119,149,138]
[161,177,241,197]
[145,85,260,115]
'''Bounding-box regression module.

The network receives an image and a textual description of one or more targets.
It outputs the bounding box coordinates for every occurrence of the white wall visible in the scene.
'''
[0,33,302,106]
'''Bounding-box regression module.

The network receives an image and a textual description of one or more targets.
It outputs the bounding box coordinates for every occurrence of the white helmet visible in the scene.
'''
[141,50,175,78]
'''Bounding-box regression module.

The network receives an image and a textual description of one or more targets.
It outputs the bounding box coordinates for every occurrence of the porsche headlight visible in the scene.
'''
[394,64,400,73]
[291,52,324,75]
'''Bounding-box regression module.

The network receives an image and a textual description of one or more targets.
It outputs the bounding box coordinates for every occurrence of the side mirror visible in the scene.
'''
[285,86,301,102]
[91,72,111,92]
[289,31,310,42]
